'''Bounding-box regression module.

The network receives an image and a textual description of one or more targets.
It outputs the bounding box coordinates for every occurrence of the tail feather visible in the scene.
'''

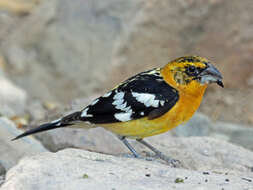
[12,111,83,141]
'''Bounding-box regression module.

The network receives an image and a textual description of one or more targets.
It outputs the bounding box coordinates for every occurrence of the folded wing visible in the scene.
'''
[80,69,179,124]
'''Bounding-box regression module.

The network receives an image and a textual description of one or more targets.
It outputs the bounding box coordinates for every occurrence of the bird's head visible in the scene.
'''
[161,56,223,94]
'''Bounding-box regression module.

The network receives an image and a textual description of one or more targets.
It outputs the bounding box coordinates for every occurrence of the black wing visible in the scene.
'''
[80,68,179,124]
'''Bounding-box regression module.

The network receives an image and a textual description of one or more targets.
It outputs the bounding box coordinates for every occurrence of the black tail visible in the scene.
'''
[12,111,82,141]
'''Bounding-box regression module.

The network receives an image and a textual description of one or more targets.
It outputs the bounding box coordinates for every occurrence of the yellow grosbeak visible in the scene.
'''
[13,56,223,165]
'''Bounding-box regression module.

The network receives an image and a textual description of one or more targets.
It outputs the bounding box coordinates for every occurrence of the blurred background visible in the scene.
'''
[0,0,253,178]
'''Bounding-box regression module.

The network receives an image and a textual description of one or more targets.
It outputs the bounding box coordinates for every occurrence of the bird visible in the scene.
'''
[13,55,223,166]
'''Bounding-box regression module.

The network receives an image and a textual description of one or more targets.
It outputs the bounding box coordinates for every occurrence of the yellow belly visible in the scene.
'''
[101,88,206,139]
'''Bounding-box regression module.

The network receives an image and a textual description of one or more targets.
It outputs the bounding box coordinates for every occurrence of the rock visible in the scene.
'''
[210,122,253,151]
[26,100,53,122]
[112,0,253,90]
[34,127,128,154]
[0,176,4,187]
[2,0,252,104]
[2,140,253,190]
[171,113,211,137]
[0,0,38,15]
[0,165,5,176]
[0,75,27,117]
[147,135,253,172]
[0,117,48,171]
[1,0,143,103]
[171,113,253,152]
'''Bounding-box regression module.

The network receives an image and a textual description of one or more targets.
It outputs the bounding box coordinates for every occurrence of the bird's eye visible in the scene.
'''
[186,65,199,76]
[188,66,196,72]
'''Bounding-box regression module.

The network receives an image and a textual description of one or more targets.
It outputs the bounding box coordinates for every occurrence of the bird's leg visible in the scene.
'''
[118,136,140,158]
[136,138,180,167]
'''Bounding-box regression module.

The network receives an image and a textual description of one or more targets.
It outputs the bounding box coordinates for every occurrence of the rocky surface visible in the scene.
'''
[1,0,144,103]
[0,117,48,173]
[0,75,27,117]
[0,0,38,15]
[172,113,253,151]
[0,165,5,177]
[112,0,253,90]
[0,176,4,188]
[1,0,252,106]
[172,113,211,137]
[2,138,253,190]
[211,122,253,151]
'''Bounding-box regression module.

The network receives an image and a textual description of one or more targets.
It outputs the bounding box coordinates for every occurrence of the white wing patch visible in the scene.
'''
[114,112,132,122]
[112,92,132,112]
[113,92,125,100]
[132,92,160,108]
[91,99,99,105]
[81,108,93,117]
[103,91,112,98]
[51,118,61,124]
[51,118,62,126]
[160,100,165,106]
[112,91,134,121]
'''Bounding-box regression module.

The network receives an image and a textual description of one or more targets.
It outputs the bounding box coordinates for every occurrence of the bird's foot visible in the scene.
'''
[120,153,141,159]
[155,152,181,167]
[142,151,181,167]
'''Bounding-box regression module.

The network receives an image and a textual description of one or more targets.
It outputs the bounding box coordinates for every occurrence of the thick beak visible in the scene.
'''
[199,63,224,88]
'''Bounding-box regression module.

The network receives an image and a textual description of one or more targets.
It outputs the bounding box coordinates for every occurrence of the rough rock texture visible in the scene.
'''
[173,113,253,151]
[111,0,253,89]
[35,127,128,154]
[1,0,253,104]
[172,113,211,137]
[0,75,27,117]
[0,117,48,172]
[2,141,253,190]
[0,0,38,15]
[211,122,253,151]
[1,0,144,103]
[0,176,4,188]
[0,165,5,176]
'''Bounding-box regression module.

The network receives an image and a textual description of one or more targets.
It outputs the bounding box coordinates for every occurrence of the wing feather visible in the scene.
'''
[80,69,179,124]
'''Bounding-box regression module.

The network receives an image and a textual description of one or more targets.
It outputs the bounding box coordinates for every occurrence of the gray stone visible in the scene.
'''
[210,122,253,151]
[1,0,143,103]
[171,113,211,137]
[0,176,4,188]
[34,127,127,155]
[0,164,5,176]
[0,76,27,117]
[112,0,253,90]
[1,139,253,190]
[0,117,48,171]
[1,0,253,105]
